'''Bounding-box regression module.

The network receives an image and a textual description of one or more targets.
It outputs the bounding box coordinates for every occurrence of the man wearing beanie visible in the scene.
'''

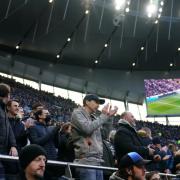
[18,144,47,180]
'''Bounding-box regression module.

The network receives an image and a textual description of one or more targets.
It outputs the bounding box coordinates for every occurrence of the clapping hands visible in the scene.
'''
[102,103,118,116]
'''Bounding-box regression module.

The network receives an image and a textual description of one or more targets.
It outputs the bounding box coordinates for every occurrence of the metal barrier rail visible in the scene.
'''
[0,154,178,178]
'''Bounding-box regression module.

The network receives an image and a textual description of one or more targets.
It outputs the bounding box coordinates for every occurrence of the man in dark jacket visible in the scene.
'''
[7,100,28,152]
[28,109,59,160]
[114,112,154,165]
[0,83,18,178]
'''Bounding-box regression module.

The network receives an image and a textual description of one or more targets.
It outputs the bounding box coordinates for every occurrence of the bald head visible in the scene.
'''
[121,111,136,127]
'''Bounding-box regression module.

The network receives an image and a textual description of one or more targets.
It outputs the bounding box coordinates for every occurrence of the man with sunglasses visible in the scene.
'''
[110,152,151,180]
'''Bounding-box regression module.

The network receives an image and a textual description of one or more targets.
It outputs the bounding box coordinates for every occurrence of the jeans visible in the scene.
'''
[78,168,103,180]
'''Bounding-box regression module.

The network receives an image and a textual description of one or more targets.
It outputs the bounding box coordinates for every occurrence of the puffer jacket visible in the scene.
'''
[0,100,16,154]
[71,107,108,165]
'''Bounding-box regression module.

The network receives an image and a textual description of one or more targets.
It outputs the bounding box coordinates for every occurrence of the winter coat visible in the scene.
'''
[0,100,16,154]
[28,121,58,160]
[114,119,149,164]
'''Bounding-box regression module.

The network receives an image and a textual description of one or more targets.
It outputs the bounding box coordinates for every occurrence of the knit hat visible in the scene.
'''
[19,144,47,169]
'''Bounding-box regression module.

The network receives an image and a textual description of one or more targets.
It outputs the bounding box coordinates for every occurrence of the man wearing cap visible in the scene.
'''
[71,94,118,180]
[110,152,150,180]
[18,144,47,180]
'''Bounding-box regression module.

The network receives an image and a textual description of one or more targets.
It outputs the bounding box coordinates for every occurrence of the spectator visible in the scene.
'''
[57,122,74,162]
[0,83,18,178]
[71,94,118,180]
[7,100,28,152]
[18,144,47,180]
[109,152,150,180]
[114,112,154,165]
[28,109,59,160]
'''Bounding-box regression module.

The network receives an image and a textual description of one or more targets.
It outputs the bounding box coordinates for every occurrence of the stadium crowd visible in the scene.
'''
[0,75,179,180]
[145,79,180,97]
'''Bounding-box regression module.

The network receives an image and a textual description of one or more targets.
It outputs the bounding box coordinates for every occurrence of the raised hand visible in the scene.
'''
[102,103,110,115]
[108,106,118,116]
[102,103,118,116]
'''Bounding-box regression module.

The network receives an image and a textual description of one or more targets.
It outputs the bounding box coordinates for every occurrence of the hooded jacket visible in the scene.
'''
[71,107,109,165]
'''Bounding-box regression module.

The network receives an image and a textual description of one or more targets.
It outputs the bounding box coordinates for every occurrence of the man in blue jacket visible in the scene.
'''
[28,109,59,160]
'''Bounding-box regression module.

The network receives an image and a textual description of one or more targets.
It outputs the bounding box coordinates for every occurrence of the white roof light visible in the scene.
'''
[48,0,53,3]
[154,20,159,24]
[95,60,98,64]
[141,46,144,51]
[56,54,60,59]
[169,63,173,67]
[159,7,162,12]
[85,10,89,14]
[15,45,20,49]
[67,38,71,42]
[125,7,130,13]
[178,47,180,51]
[160,1,164,6]
[132,62,136,66]
[104,44,108,47]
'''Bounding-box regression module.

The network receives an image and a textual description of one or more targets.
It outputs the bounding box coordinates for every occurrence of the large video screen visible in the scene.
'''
[144,79,180,117]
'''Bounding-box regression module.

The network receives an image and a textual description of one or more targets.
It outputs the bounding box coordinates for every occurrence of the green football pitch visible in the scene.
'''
[147,94,180,116]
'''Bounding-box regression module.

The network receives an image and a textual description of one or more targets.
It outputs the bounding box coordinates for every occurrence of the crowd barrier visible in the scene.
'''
[0,154,178,179]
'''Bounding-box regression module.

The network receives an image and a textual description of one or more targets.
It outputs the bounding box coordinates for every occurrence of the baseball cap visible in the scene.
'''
[83,94,105,105]
[119,152,151,169]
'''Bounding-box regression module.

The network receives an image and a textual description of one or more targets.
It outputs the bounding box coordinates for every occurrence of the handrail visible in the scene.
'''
[0,154,178,178]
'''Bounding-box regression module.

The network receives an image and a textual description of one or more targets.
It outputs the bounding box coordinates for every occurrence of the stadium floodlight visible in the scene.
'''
[146,0,164,19]
[114,0,126,10]
[48,0,53,3]
[178,47,180,51]
[141,46,144,51]
[146,1,157,18]
[104,44,108,47]
[132,62,136,66]
[114,0,131,13]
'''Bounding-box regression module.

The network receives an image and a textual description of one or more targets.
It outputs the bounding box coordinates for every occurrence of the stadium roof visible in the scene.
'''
[0,0,180,105]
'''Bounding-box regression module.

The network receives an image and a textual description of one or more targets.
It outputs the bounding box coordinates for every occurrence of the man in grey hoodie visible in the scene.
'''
[71,94,118,180]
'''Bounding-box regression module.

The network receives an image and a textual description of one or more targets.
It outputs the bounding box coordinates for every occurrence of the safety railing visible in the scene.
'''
[0,154,178,179]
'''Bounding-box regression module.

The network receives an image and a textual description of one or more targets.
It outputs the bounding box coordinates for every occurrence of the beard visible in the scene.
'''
[32,170,44,180]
